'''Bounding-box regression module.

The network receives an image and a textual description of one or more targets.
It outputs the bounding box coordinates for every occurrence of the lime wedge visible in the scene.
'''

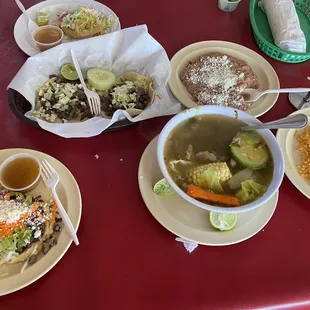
[36,12,49,26]
[61,64,78,81]
[37,16,49,27]
[209,212,237,231]
[153,178,175,196]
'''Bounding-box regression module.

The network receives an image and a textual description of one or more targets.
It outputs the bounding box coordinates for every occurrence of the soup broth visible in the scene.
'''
[34,28,62,44]
[164,114,274,207]
[1,157,39,189]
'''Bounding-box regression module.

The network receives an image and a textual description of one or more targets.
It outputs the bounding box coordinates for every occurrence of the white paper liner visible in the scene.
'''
[176,237,199,253]
[8,25,181,138]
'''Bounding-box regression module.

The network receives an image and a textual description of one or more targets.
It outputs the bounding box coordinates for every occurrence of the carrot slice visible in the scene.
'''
[187,184,241,206]
[32,202,40,213]
[51,200,57,224]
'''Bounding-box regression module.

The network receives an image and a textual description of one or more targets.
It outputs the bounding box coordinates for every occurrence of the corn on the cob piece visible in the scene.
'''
[186,162,232,187]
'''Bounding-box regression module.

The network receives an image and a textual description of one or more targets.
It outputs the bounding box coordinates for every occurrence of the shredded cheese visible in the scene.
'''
[180,52,259,109]
[188,55,239,90]
[0,200,31,224]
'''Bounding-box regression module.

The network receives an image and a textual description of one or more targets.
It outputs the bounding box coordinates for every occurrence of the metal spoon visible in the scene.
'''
[240,114,308,131]
[243,88,310,103]
[288,91,310,110]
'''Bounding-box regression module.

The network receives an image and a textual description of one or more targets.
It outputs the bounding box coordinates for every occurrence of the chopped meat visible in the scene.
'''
[16,248,24,254]
[28,255,37,265]
[99,95,114,117]
[80,110,93,121]
[55,75,63,83]
[185,144,194,160]
[43,234,57,254]
[69,107,79,119]
[196,151,217,162]
[100,96,112,111]
[74,89,87,101]
[55,215,62,222]
[135,87,150,110]
[53,223,61,232]
[34,195,43,202]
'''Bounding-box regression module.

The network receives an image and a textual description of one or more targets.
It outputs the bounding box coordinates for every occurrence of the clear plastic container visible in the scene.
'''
[218,0,241,12]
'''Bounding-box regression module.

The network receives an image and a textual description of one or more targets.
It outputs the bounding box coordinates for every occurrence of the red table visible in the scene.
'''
[1,0,310,309]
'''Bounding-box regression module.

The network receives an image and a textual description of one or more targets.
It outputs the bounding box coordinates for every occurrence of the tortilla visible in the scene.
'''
[116,72,155,117]
[35,77,92,123]
[61,24,104,39]
[6,242,43,264]
[35,77,65,124]
[36,72,155,122]
[5,220,54,265]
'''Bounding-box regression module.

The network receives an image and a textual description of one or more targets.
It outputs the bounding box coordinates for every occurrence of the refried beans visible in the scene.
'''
[180,52,259,110]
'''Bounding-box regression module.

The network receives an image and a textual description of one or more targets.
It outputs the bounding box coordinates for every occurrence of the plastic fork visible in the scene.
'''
[15,0,38,34]
[41,159,79,245]
[70,50,101,116]
[243,87,310,103]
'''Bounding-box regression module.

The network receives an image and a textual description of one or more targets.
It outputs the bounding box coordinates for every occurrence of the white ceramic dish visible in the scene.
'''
[169,41,280,118]
[139,136,278,246]
[0,149,82,296]
[14,0,121,56]
[277,108,310,199]
[0,153,41,192]
[157,106,285,214]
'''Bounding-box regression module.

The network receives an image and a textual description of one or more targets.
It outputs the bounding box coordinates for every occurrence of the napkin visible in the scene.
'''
[259,0,306,53]
[176,237,199,253]
[8,25,181,138]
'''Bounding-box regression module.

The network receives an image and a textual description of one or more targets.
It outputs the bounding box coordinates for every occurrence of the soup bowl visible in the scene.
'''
[157,106,284,214]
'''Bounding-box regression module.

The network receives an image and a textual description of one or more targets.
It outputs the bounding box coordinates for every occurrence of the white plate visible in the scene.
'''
[277,108,310,199]
[138,137,278,246]
[0,149,82,296]
[169,41,280,118]
[14,0,121,57]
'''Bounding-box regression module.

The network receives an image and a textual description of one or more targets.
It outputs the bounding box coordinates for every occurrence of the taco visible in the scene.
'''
[100,72,155,117]
[59,7,114,39]
[33,76,93,123]
[0,189,61,267]
[33,70,155,123]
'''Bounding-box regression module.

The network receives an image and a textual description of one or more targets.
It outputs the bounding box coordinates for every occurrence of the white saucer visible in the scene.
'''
[14,0,121,56]
[138,136,279,246]
[169,41,280,118]
[277,108,310,199]
[0,148,82,296]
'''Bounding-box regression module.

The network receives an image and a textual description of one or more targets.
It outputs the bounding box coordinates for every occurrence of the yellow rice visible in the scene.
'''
[295,126,310,182]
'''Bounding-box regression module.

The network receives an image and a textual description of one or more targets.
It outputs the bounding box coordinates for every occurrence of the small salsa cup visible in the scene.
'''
[32,25,64,52]
[0,153,41,192]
